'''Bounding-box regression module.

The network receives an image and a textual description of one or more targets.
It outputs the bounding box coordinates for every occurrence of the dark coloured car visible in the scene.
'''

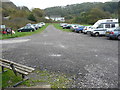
[18,26,35,32]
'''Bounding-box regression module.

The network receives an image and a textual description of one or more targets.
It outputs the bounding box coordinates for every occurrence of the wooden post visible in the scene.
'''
[11,28,12,36]
[10,63,17,76]
[22,74,25,79]
[2,66,4,73]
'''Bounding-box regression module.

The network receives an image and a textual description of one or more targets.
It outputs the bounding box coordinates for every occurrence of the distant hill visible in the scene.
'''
[1,1,35,29]
[1,1,50,29]
[2,1,30,17]
[2,1,17,10]
[44,2,118,17]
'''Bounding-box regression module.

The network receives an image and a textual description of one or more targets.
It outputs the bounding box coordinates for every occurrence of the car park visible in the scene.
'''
[106,27,120,40]
[90,19,119,36]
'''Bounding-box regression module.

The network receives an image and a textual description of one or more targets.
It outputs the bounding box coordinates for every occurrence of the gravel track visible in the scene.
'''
[2,25,118,88]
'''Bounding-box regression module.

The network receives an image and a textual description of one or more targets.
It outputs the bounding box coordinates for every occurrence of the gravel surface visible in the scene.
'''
[2,25,118,88]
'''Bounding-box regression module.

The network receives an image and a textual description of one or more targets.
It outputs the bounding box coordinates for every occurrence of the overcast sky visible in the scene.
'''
[3,0,113,9]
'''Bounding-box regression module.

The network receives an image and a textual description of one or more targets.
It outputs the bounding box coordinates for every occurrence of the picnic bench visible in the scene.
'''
[0,58,35,87]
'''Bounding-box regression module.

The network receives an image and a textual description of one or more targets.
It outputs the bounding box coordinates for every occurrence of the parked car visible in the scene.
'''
[63,24,72,29]
[70,24,81,32]
[18,26,36,32]
[106,27,120,40]
[74,26,85,33]
[62,24,68,28]
[83,26,92,34]
[39,22,45,26]
[90,19,119,36]
[60,23,67,27]
[26,23,36,30]
[33,24,39,30]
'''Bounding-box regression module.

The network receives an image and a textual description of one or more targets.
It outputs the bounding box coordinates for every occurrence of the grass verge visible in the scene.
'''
[0,69,26,88]
[1,23,49,40]
[1,69,72,88]
[53,23,72,32]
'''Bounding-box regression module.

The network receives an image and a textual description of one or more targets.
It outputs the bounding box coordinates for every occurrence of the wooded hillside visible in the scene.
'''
[44,2,119,24]
[1,1,50,30]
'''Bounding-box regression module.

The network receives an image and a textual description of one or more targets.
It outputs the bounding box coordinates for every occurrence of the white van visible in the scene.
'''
[90,19,119,36]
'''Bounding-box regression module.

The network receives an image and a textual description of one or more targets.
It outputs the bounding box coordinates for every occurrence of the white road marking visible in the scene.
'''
[49,54,61,57]
[59,44,66,48]
[43,35,48,37]
[43,42,53,45]
[0,39,30,44]
[95,55,98,57]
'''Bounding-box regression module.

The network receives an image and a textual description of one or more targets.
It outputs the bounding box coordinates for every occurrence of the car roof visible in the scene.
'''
[101,22,118,24]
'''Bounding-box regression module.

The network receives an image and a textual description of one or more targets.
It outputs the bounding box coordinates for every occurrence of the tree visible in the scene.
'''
[27,13,36,22]
[87,8,111,24]
[32,8,44,17]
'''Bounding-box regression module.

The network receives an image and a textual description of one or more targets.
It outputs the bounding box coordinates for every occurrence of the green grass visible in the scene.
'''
[1,23,49,40]
[82,24,92,26]
[53,23,72,32]
[29,70,72,88]
[0,69,28,88]
[1,68,72,88]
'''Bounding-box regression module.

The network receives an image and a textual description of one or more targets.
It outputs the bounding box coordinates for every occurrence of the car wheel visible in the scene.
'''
[87,31,90,35]
[117,35,120,40]
[30,30,33,32]
[94,32,99,37]
[107,37,112,40]
[90,34,93,36]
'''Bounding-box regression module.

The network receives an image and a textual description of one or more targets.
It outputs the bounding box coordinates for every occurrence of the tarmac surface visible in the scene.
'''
[2,25,118,88]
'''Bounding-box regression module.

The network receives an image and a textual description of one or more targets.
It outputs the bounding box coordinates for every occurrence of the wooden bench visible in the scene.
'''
[0,58,35,87]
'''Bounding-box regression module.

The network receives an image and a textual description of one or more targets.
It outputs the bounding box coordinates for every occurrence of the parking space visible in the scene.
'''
[2,25,118,88]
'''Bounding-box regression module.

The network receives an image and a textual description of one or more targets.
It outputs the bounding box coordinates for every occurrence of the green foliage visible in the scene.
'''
[87,8,111,24]
[72,8,111,24]
[2,1,48,29]
[1,67,71,88]
[1,69,23,88]
[45,2,118,17]
[45,2,118,24]
[32,8,44,17]
[27,13,37,22]
[31,70,71,88]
